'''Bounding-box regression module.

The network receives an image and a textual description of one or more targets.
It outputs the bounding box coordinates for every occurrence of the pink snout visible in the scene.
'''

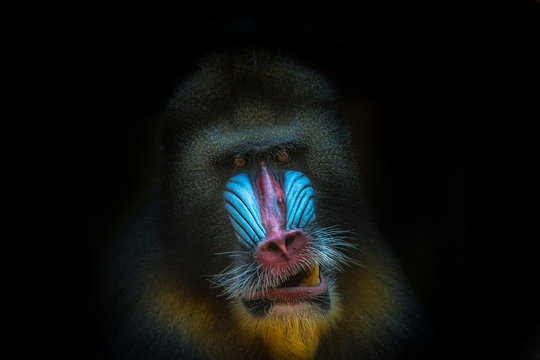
[254,229,310,267]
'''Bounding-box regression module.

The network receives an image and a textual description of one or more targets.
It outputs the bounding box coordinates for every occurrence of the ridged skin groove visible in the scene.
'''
[224,173,265,247]
[284,171,316,230]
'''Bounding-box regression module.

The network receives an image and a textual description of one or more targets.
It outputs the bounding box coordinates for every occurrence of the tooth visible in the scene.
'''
[300,263,320,287]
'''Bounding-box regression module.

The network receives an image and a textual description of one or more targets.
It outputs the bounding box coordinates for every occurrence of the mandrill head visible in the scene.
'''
[121,50,427,360]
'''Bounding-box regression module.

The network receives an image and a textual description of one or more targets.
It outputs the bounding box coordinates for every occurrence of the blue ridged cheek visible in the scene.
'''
[223,173,266,248]
[223,171,316,248]
[284,171,316,230]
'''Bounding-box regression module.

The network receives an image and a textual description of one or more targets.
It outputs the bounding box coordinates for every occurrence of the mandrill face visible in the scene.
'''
[171,112,359,359]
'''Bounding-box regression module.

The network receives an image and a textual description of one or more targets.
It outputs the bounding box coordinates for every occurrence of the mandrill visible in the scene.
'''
[102,50,428,360]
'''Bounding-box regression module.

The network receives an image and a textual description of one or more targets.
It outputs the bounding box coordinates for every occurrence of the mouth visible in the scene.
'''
[241,262,328,303]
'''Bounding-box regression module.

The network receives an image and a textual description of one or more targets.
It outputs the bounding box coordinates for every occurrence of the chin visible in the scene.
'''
[229,268,343,360]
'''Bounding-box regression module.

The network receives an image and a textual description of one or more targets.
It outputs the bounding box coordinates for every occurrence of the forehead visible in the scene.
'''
[187,119,307,160]
[230,97,290,128]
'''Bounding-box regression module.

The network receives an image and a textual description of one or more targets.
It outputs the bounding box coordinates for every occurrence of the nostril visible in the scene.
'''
[285,234,295,247]
[267,242,280,252]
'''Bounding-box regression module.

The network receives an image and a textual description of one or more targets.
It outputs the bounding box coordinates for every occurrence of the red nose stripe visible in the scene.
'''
[255,162,287,233]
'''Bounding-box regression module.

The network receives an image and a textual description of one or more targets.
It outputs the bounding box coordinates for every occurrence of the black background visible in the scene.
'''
[62,3,540,359]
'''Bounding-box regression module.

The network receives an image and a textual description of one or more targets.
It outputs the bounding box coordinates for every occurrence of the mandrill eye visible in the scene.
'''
[276,149,290,163]
[233,156,247,169]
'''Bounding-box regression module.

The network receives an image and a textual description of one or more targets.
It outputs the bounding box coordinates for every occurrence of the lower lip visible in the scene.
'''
[242,275,327,302]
